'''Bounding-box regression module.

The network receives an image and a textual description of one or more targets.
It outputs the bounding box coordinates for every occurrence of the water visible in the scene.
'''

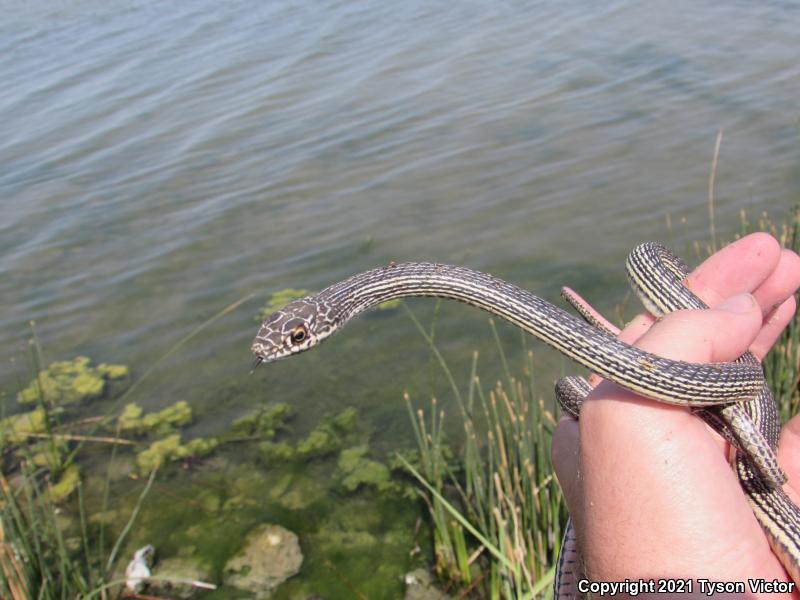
[1,0,799,595]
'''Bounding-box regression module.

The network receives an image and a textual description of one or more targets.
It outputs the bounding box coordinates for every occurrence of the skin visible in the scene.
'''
[551,233,800,598]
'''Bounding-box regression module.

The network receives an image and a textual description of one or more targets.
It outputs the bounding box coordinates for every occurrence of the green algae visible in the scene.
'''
[255,288,312,322]
[17,356,128,406]
[4,359,416,599]
[296,427,340,458]
[330,406,358,432]
[258,441,296,464]
[231,402,294,438]
[336,446,397,494]
[31,438,68,471]
[50,464,81,502]
[295,407,360,459]
[301,496,416,599]
[0,407,49,442]
[118,402,144,429]
[268,472,328,511]
[377,299,402,310]
[135,434,219,474]
[251,406,361,462]
[118,400,192,436]
[96,363,129,379]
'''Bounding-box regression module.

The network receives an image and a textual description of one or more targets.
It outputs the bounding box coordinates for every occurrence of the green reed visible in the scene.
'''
[404,311,565,598]
[739,206,800,422]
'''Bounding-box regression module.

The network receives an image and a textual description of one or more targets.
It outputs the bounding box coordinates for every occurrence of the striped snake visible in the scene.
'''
[251,243,798,588]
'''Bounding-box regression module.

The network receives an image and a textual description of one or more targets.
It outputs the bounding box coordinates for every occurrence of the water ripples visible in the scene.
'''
[1,0,798,404]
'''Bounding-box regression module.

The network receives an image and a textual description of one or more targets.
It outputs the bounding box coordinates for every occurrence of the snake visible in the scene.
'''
[250,243,799,588]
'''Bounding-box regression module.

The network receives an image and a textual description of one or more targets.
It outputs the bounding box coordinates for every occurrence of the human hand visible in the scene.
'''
[551,233,800,597]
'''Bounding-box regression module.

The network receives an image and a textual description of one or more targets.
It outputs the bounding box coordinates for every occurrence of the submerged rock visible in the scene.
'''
[152,556,215,599]
[17,356,127,405]
[224,524,303,598]
[404,568,451,600]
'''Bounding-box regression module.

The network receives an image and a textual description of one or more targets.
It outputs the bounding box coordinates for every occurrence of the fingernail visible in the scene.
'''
[717,292,756,314]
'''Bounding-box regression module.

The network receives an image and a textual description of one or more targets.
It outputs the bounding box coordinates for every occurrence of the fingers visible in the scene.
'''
[750,249,800,315]
[617,237,800,355]
[685,232,782,308]
[749,248,800,359]
[751,295,798,361]
[633,293,763,363]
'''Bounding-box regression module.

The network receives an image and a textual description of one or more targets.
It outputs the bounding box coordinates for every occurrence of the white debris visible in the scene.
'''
[125,544,154,593]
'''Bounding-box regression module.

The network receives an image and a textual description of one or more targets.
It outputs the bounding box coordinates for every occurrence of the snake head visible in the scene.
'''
[251,297,333,363]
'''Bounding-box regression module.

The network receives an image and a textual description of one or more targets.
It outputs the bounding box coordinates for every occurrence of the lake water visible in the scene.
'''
[1,0,799,595]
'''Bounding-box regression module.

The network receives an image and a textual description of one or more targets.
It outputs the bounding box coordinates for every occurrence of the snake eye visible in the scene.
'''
[290,325,308,344]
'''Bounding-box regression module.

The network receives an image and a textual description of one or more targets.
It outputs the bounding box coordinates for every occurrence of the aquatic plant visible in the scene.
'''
[49,464,81,503]
[336,445,397,494]
[17,356,128,406]
[294,407,360,459]
[330,406,358,432]
[378,299,402,310]
[0,407,50,443]
[135,434,219,474]
[0,461,157,600]
[230,402,294,438]
[255,288,311,322]
[258,440,296,463]
[403,335,562,597]
[118,400,192,436]
[296,427,341,458]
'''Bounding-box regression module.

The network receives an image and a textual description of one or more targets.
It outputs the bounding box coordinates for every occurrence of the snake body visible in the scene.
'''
[253,261,761,405]
[251,244,798,587]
